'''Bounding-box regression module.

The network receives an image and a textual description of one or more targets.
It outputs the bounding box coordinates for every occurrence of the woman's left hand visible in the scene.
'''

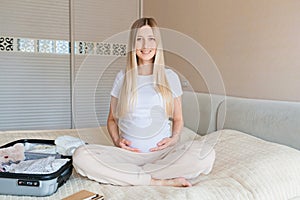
[150,135,180,152]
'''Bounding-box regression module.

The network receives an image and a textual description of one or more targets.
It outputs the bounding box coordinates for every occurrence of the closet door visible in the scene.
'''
[0,0,71,130]
[72,0,140,128]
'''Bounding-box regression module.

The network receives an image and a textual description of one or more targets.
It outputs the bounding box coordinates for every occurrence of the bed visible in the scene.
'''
[0,91,299,200]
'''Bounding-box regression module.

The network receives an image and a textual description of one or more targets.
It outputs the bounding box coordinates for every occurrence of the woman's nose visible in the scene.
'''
[142,39,149,49]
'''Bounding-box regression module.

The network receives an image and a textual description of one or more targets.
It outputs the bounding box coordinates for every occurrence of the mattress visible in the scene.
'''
[0,127,299,200]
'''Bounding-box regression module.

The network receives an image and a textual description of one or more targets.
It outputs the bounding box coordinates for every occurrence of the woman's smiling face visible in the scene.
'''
[135,25,157,65]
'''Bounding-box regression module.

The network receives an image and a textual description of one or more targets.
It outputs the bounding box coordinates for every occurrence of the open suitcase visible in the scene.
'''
[0,139,73,197]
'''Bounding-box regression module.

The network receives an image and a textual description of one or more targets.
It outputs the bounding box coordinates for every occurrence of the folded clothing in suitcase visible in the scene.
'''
[0,139,73,197]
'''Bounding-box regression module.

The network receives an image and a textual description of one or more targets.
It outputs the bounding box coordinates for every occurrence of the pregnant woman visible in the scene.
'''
[73,17,215,187]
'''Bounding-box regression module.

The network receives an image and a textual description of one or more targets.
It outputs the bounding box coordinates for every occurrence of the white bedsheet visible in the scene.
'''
[0,127,300,200]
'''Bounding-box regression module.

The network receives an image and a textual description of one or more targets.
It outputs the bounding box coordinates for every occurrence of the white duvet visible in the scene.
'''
[0,127,300,200]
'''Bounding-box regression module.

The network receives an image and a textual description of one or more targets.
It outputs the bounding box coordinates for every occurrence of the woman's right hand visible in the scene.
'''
[116,138,140,152]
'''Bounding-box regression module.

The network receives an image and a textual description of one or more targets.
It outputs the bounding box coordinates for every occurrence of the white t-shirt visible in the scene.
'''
[110,69,183,152]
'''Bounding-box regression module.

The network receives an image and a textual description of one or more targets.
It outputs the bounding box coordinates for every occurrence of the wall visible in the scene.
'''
[143,0,300,101]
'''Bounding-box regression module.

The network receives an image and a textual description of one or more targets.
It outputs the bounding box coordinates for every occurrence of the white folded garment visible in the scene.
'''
[55,135,85,156]
[24,143,57,154]
[4,156,69,174]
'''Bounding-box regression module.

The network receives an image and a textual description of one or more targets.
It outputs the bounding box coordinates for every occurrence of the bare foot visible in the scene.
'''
[150,177,192,187]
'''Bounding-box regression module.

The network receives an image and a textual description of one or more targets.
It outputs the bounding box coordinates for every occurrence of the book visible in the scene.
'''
[62,189,104,200]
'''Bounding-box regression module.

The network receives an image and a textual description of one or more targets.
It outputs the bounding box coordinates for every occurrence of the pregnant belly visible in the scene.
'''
[122,129,171,153]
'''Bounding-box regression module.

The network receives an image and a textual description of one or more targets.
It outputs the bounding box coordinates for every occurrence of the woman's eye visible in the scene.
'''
[136,38,142,41]
[149,37,155,41]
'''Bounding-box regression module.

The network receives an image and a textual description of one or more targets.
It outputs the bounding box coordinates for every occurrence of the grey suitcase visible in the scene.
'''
[0,139,73,197]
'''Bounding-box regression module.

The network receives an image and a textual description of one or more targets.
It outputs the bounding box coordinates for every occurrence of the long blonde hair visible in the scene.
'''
[116,17,173,118]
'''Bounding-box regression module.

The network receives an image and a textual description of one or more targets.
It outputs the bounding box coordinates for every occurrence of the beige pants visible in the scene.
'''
[73,139,215,186]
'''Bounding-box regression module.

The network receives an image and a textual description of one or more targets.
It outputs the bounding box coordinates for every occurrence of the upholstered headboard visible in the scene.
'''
[182,91,300,150]
[217,96,300,150]
[182,91,224,135]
